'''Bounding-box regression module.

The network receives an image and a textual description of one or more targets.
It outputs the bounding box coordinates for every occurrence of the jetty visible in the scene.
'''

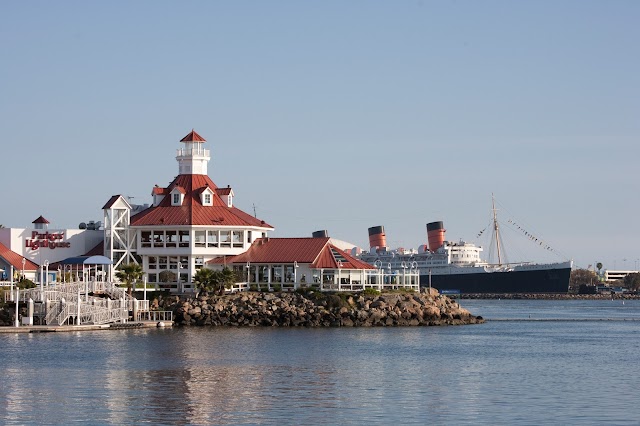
[1,280,172,331]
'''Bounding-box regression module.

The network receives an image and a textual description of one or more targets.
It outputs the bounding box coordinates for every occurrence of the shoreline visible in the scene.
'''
[457,293,640,300]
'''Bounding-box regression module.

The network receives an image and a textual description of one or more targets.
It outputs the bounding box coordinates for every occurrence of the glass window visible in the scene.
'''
[258,266,269,283]
[173,193,180,204]
[285,265,294,282]
[207,230,219,247]
[232,231,243,248]
[148,273,157,283]
[179,231,189,247]
[148,256,157,270]
[271,265,283,283]
[158,256,168,269]
[153,231,164,248]
[166,231,177,248]
[220,230,231,248]
[141,231,151,248]
[195,230,206,248]
[204,193,211,205]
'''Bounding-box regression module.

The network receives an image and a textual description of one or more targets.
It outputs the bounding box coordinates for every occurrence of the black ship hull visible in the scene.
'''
[420,266,571,294]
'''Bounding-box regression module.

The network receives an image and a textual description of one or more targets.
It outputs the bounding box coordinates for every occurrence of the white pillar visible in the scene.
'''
[143,276,147,303]
[14,288,20,327]
[26,298,34,326]
[10,265,14,302]
[133,297,138,322]
[77,287,81,325]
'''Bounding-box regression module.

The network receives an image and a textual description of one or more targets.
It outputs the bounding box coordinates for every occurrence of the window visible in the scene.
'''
[271,265,283,283]
[172,193,180,204]
[204,193,211,205]
[153,231,164,248]
[166,231,177,248]
[194,230,206,248]
[220,230,231,248]
[141,231,151,248]
[179,231,189,247]
[232,231,243,248]
[247,230,252,243]
[207,230,219,247]
[148,256,157,270]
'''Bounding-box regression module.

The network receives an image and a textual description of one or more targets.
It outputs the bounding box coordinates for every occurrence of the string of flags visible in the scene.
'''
[476,227,486,238]
[507,219,555,252]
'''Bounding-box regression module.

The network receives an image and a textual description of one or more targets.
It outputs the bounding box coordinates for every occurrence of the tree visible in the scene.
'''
[569,269,599,292]
[193,267,237,295]
[623,273,640,292]
[115,263,143,296]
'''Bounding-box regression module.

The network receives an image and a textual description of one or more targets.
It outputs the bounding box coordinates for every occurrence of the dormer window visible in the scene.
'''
[170,186,186,206]
[200,187,214,206]
[227,195,232,208]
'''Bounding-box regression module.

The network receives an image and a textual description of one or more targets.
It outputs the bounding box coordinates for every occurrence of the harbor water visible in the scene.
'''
[1,299,639,425]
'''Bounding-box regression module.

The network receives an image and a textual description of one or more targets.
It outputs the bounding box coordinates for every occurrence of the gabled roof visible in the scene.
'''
[180,129,206,143]
[171,186,186,195]
[131,174,273,228]
[0,242,39,271]
[152,186,167,195]
[220,237,375,270]
[216,187,233,196]
[102,195,133,210]
[32,215,50,224]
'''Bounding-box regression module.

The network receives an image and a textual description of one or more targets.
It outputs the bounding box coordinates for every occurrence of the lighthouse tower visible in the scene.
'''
[177,129,210,175]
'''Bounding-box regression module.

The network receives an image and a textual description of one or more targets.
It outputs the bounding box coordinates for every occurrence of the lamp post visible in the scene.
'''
[177,262,182,293]
[10,265,14,302]
[246,262,250,286]
[21,258,26,283]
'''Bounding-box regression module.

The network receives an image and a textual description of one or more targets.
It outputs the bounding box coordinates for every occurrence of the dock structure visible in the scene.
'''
[2,280,172,329]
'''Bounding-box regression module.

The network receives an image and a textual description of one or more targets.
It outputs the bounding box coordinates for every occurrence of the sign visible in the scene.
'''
[25,231,71,251]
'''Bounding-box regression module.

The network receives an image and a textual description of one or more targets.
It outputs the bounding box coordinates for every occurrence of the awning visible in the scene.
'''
[60,255,113,265]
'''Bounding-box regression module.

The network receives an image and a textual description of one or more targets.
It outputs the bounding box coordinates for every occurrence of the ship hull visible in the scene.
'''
[421,265,571,294]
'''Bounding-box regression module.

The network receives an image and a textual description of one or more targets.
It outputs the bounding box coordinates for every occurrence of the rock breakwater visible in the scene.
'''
[157,290,484,327]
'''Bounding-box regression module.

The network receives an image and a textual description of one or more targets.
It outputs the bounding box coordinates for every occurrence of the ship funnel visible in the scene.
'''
[312,230,328,238]
[368,225,387,252]
[426,221,446,252]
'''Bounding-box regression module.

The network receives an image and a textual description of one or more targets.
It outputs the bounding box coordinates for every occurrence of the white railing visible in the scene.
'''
[135,311,173,322]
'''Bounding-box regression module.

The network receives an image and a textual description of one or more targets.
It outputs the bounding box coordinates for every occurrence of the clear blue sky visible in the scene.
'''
[1,1,638,271]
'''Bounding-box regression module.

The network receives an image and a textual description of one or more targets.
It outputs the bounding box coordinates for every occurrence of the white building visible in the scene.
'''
[102,130,274,292]
[0,215,103,283]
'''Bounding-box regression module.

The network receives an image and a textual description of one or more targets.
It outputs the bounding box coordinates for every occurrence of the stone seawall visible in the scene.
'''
[157,290,485,327]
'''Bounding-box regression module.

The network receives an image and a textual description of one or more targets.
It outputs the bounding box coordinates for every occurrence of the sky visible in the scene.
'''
[1,1,638,271]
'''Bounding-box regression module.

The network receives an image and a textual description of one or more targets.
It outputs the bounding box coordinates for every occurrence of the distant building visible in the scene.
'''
[603,270,639,282]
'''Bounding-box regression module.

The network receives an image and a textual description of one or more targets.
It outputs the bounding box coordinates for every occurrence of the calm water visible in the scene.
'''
[1,300,640,425]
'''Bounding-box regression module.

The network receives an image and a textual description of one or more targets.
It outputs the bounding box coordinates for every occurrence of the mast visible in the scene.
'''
[492,194,502,266]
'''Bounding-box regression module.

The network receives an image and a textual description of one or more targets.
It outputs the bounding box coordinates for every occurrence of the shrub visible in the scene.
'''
[362,288,381,296]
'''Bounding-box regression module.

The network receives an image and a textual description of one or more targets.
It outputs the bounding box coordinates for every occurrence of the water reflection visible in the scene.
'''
[1,302,640,425]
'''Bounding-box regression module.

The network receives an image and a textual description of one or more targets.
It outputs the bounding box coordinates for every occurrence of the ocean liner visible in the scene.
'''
[356,200,572,294]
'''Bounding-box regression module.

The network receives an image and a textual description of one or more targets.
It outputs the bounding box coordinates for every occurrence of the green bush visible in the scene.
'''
[272,284,281,292]
[362,288,381,296]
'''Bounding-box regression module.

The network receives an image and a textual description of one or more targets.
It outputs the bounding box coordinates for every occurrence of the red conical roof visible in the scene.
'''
[180,129,206,143]
[32,215,50,224]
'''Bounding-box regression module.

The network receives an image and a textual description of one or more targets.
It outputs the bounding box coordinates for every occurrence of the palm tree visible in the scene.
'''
[193,267,237,295]
[115,263,144,296]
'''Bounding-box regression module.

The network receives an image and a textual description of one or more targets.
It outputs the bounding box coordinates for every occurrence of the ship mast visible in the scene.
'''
[492,194,503,266]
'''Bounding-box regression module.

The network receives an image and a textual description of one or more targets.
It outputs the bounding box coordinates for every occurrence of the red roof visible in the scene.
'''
[0,242,39,271]
[32,215,50,224]
[172,186,187,195]
[180,129,206,143]
[131,174,273,228]
[220,237,375,270]
[216,187,232,196]
[152,186,167,195]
